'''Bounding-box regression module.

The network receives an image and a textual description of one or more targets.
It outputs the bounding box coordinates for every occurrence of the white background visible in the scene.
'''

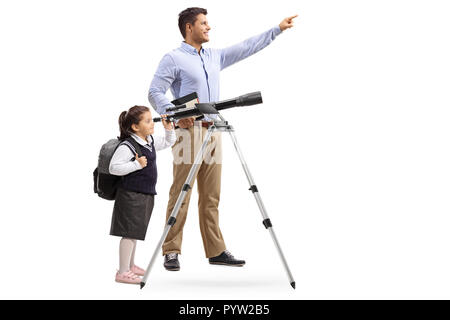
[0,0,449,299]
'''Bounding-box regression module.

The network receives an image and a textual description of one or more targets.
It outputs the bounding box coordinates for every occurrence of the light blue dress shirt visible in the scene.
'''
[148,26,282,120]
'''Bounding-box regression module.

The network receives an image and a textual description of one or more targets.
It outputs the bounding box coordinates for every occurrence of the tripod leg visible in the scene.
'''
[140,127,216,289]
[227,129,296,289]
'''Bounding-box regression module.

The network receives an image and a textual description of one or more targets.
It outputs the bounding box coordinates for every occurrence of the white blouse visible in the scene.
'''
[109,130,176,176]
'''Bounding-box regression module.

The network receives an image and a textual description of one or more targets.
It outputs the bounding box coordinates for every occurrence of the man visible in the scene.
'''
[149,7,297,271]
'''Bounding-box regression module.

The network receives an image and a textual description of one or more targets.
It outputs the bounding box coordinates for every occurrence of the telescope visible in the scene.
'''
[142,89,296,290]
[153,91,263,123]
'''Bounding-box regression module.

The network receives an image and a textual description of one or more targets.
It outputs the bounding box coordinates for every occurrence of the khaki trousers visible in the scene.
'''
[162,121,226,258]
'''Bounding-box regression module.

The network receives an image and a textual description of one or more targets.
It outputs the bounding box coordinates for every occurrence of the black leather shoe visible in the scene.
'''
[164,253,180,271]
[209,250,245,267]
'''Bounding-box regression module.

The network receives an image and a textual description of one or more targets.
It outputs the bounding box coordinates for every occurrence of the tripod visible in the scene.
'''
[140,115,295,289]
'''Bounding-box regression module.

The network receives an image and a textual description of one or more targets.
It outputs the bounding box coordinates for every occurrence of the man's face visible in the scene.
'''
[187,13,211,43]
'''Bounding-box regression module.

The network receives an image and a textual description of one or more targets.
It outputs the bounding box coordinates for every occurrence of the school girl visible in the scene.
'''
[109,105,175,284]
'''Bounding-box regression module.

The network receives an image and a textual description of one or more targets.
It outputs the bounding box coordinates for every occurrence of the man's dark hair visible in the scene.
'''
[178,7,207,39]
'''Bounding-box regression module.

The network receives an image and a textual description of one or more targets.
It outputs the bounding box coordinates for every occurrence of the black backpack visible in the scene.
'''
[93,137,143,200]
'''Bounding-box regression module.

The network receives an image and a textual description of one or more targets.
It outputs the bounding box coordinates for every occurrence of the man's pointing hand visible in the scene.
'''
[279,14,298,31]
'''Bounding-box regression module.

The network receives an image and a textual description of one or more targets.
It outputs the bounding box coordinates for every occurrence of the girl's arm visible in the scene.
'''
[153,128,176,151]
[109,144,142,176]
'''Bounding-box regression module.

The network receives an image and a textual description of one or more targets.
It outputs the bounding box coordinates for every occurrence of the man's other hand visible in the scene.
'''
[177,117,196,128]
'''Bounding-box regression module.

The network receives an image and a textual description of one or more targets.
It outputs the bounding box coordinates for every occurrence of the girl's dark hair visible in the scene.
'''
[118,105,150,140]
[178,7,207,38]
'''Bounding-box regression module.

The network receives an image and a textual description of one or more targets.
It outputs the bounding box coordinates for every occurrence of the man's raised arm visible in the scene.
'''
[219,14,298,70]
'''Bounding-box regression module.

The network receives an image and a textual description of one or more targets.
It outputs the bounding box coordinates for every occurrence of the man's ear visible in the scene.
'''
[186,23,192,34]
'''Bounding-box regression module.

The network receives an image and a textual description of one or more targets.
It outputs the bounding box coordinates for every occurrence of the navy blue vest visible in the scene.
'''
[120,137,157,195]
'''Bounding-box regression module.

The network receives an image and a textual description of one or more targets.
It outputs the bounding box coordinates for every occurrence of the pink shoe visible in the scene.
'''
[115,270,141,285]
[130,265,146,276]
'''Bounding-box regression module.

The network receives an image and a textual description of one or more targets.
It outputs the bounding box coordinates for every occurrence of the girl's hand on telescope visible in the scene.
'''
[161,115,174,130]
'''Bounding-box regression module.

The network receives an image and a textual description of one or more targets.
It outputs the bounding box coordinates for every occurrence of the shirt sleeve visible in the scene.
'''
[109,144,143,176]
[148,54,179,115]
[219,26,282,70]
[153,129,177,151]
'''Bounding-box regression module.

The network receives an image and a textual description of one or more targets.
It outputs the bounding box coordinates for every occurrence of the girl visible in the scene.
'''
[109,105,175,285]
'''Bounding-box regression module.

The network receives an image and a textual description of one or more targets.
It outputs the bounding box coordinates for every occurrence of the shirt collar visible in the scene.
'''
[180,41,205,55]
[131,133,150,146]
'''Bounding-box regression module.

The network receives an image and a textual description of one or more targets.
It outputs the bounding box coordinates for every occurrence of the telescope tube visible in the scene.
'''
[153,91,263,122]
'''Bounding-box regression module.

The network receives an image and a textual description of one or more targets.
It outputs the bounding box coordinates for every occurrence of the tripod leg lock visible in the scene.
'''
[262,218,272,229]
[182,184,191,192]
[167,217,177,226]
[249,185,259,193]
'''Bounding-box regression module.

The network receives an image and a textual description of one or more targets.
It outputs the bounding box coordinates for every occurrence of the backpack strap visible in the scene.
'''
[119,137,143,160]
[127,137,143,157]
